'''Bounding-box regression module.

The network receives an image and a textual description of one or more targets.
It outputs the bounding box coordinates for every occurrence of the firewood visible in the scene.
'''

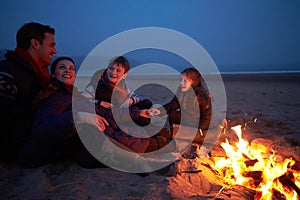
[278,173,300,196]
[244,158,258,167]
[291,160,300,170]
[242,171,262,179]
[243,171,263,187]
[215,185,256,200]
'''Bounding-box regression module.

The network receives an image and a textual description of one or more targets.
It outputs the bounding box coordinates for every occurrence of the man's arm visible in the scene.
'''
[0,71,18,108]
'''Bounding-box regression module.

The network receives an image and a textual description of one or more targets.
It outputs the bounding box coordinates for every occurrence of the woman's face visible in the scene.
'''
[52,60,76,86]
[180,73,193,92]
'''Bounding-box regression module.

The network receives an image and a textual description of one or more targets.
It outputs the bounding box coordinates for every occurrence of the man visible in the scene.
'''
[0,22,57,163]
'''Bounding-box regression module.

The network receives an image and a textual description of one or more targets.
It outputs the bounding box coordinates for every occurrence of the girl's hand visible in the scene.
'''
[148,108,161,117]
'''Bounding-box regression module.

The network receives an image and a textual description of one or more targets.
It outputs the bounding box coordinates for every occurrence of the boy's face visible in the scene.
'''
[106,63,127,84]
[180,73,192,92]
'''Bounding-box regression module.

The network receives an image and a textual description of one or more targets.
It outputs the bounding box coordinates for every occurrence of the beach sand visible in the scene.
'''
[1,73,299,199]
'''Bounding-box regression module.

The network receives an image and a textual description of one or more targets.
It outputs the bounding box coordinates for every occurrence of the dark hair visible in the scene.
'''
[50,56,75,74]
[16,22,55,50]
[181,67,202,86]
[108,56,130,73]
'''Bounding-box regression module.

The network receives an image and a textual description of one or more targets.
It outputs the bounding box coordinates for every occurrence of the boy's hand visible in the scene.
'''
[139,109,150,118]
[100,101,113,108]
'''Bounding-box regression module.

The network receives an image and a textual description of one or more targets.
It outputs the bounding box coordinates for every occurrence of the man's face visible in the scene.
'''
[106,64,127,84]
[37,32,57,66]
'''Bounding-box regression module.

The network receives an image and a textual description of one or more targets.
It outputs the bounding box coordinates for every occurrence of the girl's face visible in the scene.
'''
[52,60,76,86]
[106,64,127,84]
[180,73,193,92]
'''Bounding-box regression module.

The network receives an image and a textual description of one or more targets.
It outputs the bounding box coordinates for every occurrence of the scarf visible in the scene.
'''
[15,47,50,87]
[101,70,130,107]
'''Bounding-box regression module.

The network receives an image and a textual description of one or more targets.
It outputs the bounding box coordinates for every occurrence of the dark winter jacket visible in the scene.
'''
[95,69,152,108]
[95,69,130,107]
[95,69,152,127]
[31,78,79,143]
[160,85,212,130]
[31,78,149,154]
[0,50,48,162]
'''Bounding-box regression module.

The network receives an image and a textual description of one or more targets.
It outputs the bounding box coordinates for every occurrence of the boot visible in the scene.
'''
[145,136,168,153]
[156,127,172,139]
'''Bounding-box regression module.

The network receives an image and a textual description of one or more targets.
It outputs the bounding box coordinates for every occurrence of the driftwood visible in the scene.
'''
[214,185,256,200]
[48,180,80,192]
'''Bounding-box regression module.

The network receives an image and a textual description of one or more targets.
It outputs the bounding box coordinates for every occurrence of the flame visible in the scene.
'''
[211,125,300,199]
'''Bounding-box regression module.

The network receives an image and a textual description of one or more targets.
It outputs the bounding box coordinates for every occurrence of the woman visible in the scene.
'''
[18,57,169,168]
[17,57,110,168]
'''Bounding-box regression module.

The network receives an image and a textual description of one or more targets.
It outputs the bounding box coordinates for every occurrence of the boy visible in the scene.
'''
[95,56,152,126]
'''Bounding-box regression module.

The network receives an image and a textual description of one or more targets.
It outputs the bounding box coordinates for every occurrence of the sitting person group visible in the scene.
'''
[17,55,214,168]
[0,22,216,169]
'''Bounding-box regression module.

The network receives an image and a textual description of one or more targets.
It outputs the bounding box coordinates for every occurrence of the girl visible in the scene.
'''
[150,67,212,144]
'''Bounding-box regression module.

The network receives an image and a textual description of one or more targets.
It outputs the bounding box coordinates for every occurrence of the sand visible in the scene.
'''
[223,73,300,143]
[1,73,299,200]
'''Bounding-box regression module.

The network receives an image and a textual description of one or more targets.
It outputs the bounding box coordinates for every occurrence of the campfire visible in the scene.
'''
[210,125,300,199]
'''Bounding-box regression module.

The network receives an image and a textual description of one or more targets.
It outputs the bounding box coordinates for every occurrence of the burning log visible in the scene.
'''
[291,160,300,171]
[278,172,300,197]
[242,171,263,188]
[215,185,256,200]
[244,158,258,167]
[210,125,300,199]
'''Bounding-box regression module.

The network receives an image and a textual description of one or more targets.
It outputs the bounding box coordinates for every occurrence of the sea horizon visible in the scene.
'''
[1,50,299,76]
[76,69,300,77]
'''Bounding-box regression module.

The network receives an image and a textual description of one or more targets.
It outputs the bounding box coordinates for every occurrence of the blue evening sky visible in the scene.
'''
[0,0,299,73]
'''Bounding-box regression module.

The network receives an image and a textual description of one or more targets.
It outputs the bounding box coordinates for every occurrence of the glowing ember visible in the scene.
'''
[211,125,300,199]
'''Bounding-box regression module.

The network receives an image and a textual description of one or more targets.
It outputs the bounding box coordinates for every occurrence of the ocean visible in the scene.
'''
[1,49,299,75]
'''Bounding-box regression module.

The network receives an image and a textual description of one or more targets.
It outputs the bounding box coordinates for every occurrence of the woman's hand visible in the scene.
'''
[76,111,109,132]
[96,115,109,131]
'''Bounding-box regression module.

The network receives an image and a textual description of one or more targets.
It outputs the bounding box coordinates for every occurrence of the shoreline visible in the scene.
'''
[75,72,300,90]
[76,70,300,77]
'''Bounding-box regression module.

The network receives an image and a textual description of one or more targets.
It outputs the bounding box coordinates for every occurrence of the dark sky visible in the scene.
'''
[1,0,299,71]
